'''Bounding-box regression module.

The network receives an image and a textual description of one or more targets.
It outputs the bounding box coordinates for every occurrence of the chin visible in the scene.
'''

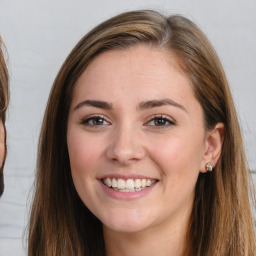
[100,209,154,233]
[104,220,149,233]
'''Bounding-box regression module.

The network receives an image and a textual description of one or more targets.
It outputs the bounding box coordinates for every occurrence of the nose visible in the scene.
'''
[106,124,146,165]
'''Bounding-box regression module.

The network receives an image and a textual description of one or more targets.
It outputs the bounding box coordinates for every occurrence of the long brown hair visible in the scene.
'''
[0,35,9,196]
[28,10,255,255]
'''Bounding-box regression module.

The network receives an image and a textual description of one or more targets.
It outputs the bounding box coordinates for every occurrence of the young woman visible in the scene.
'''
[0,36,9,197]
[28,10,256,256]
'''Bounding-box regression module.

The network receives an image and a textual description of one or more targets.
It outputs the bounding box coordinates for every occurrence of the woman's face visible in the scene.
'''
[67,45,210,233]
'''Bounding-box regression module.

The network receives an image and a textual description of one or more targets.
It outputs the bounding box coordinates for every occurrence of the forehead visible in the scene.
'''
[84,45,183,77]
[70,45,204,126]
[73,45,194,100]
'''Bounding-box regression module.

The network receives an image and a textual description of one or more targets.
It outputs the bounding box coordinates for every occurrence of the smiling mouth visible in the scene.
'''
[102,178,157,192]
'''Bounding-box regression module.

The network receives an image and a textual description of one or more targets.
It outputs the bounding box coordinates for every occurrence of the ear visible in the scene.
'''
[200,122,224,173]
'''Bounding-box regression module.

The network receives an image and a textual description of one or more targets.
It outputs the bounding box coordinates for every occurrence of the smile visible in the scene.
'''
[102,178,157,192]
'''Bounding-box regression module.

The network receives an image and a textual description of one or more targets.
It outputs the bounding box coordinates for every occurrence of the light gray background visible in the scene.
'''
[0,0,255,255]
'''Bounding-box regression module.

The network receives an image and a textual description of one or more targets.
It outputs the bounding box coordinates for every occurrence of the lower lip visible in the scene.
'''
[99,180,158,200]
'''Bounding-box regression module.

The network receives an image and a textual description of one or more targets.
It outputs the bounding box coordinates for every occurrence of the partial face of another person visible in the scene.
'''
[0,120,5,165]
[0,119,5,195]
[67,45,214,233]
[0,39,7,197]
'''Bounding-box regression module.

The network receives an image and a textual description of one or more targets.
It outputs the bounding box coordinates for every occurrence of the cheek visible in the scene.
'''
[148,132,205,177]
[67,128,105,179]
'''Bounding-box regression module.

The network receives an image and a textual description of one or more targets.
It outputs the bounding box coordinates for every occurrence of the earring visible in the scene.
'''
[205,162,213,172]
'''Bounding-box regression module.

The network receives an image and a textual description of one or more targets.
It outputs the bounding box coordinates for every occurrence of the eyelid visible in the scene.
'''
[80,114,111,126]
[144,114,176,128]
[79,114,175,129]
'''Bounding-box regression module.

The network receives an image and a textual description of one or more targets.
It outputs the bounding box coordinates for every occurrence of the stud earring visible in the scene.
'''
[205,162,213,172]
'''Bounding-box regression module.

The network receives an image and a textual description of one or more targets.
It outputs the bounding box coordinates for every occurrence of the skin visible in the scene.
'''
[67,45,223,256]
[0,119,5,196]
[0,120,5,167]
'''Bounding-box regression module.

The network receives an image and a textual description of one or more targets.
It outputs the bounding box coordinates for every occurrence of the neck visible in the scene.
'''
[103,212,190,256]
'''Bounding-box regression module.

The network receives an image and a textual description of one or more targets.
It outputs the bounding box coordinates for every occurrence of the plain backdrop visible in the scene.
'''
[0,0,256,255]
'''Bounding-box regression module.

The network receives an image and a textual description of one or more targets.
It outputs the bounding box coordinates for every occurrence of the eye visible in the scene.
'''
[80,115,111,127]
[145,115,175,129]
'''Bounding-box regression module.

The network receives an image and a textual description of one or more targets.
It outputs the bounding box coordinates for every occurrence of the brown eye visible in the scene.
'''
[154,118,169,126]
[81,115,111,126]
[145,115,175,129]
[92,117,105,125]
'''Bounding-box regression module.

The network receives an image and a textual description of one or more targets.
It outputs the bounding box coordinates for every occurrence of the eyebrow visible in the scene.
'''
[74,100,113,111]
[138,99,187,113]
[73,98,187,113]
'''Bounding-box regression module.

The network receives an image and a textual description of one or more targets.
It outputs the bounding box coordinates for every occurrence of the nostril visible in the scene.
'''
[105,128,146,164]
[106,144,146,164]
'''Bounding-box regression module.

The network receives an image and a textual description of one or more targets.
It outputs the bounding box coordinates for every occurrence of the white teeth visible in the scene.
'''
[141,179,146,188]
[117,179,126,189]
[135,179,141,188]
[102,177,157,192]
[146,179,151,186]
[126,179,135,189]
[106,177,111,187]
[112,178,117,188]
[119,188,135,192]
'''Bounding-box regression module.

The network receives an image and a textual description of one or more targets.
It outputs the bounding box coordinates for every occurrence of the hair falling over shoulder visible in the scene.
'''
[28,10,256,256]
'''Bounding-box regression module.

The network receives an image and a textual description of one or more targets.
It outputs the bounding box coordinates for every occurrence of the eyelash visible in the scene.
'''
[80,115,111,127]
[80,115,175,129]
[144,115,175,129]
